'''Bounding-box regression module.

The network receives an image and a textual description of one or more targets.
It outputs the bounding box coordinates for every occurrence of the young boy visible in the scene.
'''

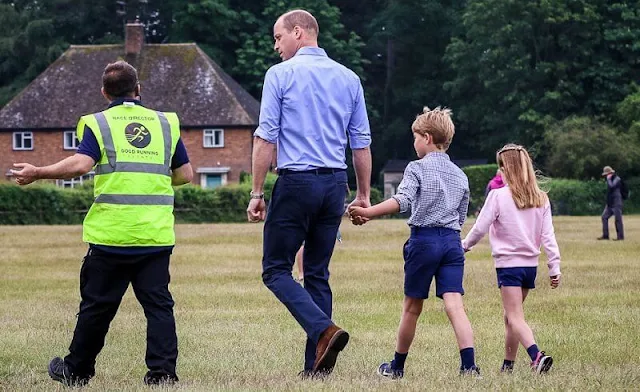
[349,107,478,378]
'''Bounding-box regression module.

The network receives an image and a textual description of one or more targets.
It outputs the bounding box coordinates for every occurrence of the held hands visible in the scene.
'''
[461,240,470,253]
[550,275,561,289]
[10,163,38,186]
[246,198,266,223]
[347,198,371,226]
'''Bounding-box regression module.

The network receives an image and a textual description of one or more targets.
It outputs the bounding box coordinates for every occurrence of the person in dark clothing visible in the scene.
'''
[11,61,193,387]
[598,166,624,241]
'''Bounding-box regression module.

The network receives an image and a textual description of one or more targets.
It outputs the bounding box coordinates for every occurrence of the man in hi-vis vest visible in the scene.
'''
[11,61,193,387]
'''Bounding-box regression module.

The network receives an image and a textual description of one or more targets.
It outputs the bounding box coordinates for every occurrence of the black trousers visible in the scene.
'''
[64,248,178,379]
[602,205,624,239]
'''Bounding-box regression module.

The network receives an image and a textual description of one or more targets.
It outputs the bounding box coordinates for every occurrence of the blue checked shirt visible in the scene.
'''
[254,47,371,170]
[392,152,470,231]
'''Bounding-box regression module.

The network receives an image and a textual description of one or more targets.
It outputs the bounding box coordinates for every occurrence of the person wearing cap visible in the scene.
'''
[598,166,624,241]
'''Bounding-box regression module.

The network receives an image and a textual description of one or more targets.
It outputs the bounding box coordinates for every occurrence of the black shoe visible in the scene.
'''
[597,236,609,240]
[143,370,179,386]
[298,369,325,380]
[613,238,624,241]
[48,357,90,387]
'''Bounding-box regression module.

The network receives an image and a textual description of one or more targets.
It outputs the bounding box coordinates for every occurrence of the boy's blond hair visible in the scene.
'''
[411,106,455,150]
[497,143,548,209]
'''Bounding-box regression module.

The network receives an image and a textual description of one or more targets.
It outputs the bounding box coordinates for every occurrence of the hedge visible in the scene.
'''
[0,173,637,224]
[0,174,385,224]
[462,164,499,213]
[462,164,640,216]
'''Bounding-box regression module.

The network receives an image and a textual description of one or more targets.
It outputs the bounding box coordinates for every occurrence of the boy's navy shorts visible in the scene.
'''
[403,227,465,299]
[496,267,537,289]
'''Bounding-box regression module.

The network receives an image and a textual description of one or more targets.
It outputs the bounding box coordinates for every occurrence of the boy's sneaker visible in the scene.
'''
[500,365,514,374]
[531,351,553,374]
[377,362,404,380]
[48,357,90,387]
[460,366,482,378]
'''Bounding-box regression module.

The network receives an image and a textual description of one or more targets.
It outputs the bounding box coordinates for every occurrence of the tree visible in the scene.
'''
[444,0,640,158]
[543,116,640,180]
[168,0,241,70]
[363,0,465,173]
[616,86,640,130]
[0,0,126,106]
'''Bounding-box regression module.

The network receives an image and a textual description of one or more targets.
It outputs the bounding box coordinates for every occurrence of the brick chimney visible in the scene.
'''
[125,22,144,55]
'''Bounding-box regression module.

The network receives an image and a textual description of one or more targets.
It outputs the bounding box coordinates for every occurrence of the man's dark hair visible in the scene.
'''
[102,61,139,97]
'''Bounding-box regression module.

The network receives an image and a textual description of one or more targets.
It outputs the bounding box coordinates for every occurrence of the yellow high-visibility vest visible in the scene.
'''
[77,102,181,246]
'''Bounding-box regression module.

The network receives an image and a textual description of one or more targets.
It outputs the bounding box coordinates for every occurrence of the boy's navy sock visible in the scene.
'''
[526,344,540,362]
[459,347,476,370]
[501,359,515,371]
[391,352,408,370]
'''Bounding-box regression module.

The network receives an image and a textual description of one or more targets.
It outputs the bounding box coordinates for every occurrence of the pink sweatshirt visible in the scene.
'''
[462,186,561,277]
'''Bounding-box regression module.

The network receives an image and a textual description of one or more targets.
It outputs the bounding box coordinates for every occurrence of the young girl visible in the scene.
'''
[462,144,561,374]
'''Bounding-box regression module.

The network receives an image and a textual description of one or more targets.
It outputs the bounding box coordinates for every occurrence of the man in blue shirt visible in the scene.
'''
[246,9,372,378]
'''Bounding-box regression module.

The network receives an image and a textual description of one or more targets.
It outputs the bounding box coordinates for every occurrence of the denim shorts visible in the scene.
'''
[403,227,465,299]
[496,267,537,289]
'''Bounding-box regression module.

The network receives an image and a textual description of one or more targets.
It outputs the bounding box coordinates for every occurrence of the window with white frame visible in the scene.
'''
[56,173,94,189]
[63,130,80,150]
[13,132,33,150]
[203,129,224,148]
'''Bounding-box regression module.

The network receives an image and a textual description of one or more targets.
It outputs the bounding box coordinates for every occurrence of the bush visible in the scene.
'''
[543,116,640,179]
[462,164,499,213]
[2,175,638,224]
[0,184,90,224]
[459,163,640,215]
[546,179,604,215]
[240,172,277,201]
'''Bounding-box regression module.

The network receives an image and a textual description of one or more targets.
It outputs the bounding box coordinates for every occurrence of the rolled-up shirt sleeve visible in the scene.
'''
[254,67,281,143]
[392,162,419,213]
[347,79,371,149]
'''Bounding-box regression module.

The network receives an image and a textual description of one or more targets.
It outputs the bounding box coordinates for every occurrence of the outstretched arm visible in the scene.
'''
[11,154,95,185]
[350,197,399,219]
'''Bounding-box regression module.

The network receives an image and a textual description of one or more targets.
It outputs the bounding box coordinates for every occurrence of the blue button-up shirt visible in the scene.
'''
[254,47,371,170]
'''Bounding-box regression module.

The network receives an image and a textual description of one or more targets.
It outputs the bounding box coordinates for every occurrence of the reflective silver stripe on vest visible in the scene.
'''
[94,194,174,205]
[92,111,172,176]
[155,111,172,169]
[95,162,170,175]
[93,112,116,169]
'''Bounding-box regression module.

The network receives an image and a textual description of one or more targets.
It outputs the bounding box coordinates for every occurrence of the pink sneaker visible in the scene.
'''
[531,351,553,374]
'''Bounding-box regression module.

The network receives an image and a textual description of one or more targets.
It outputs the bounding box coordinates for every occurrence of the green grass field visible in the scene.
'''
[1,216,639,391]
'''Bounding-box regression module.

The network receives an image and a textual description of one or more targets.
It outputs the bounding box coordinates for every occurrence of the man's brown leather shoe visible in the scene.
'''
[312,325,350,374]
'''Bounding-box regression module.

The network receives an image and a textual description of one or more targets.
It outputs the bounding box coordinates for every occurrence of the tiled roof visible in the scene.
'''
[0,44,259,129]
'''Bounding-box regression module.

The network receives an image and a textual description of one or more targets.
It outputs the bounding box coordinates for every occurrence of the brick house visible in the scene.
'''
[0,23,259,189]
